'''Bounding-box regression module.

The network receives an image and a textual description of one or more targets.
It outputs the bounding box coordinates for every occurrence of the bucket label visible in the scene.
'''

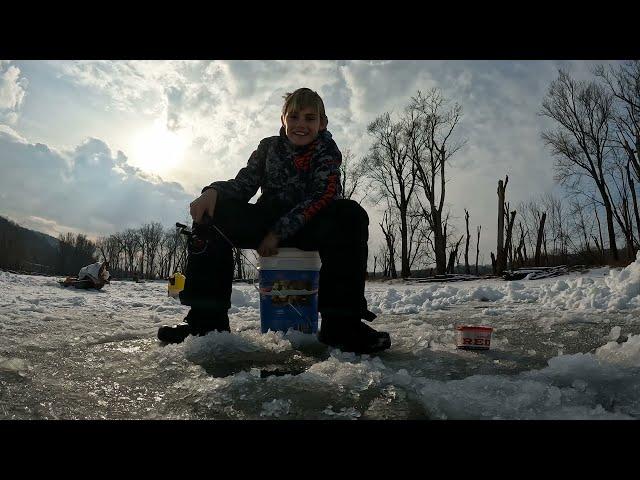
[455,329,492,350]
[259,269,319,334]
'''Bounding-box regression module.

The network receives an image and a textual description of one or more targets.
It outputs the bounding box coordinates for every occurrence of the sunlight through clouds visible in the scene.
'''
[131,119,189,176]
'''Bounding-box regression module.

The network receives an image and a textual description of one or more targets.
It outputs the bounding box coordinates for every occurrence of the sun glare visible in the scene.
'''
[131,121,188,176]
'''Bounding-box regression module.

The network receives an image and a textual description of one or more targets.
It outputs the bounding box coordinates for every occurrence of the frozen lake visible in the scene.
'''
[1,257,640,420]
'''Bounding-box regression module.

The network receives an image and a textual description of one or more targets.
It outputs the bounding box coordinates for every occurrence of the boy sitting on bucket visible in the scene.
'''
[158,88,390,354]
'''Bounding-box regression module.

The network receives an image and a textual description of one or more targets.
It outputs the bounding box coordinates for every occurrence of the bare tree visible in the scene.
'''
[406,198,430,271]
[598,62,640,253]
[606,154,638,257]
[340,149,368,203]
[157,232,171,279]
[231,248,259,281]
[496,176,508,273]
[520,222,529,264]
[446,235,464,274]
[626,166,640,248]
[232,248,243,280]
[475,225,481,275]
[374,244,390,278]
[138,222,164,279]
[379,206,398,279]
[568,199,596,254]
[541,69,620,260]
[519,198,548,267]
[533,211,546,266]
[121,228,141,278]
[595,61,640,183]
[463,209,471,274]
[504,210,517,270]
[627,160,640,249]
[363,111,418,278]
[372,252,378,278]
[408,89,466,275]
[541,193,570,262]
[96,234,124,276]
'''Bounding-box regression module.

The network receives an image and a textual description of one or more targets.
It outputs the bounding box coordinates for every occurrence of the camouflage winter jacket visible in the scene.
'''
[205,127,342,240]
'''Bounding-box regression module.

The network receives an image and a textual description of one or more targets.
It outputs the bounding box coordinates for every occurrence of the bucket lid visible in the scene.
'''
[456,325,493,331]
[260,248,319,259]
[258,248,321,271]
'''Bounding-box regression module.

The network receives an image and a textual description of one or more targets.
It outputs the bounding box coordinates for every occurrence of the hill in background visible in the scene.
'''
[0,216,59,273]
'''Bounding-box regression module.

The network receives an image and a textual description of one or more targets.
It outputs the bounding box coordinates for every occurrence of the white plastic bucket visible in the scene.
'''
[258,248,321,334]
[455,325,493,350]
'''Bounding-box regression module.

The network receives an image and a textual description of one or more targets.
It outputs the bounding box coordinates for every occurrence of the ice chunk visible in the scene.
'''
[595,334,640,368]
[0,356,32,377]
[609,326,621,342]
[260,399,291,417]
[322,406,361,419]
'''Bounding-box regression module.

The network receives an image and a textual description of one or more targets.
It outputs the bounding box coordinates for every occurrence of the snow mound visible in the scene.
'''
[367,284,506,314]
[183,329,296,364]
[365,255,640,315]
[595,334,640,367]
[414,336,640,420]
[536,254,640,311]
[604,253,640,309]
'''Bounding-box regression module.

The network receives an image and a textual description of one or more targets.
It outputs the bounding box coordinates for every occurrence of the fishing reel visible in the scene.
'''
[176,221,208,255]
[176,215,237,256]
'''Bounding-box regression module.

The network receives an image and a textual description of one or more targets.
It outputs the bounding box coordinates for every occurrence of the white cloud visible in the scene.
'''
[0,132,193,239]
[0,62,28,123]
[0,123,27,143]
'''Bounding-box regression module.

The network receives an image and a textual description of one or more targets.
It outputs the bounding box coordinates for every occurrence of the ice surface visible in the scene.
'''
[1,257,639,419]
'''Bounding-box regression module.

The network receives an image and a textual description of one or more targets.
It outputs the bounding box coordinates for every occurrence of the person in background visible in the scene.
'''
[62,261,110,290]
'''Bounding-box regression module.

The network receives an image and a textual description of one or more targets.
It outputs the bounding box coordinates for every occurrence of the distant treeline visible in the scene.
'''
[0,216,255,280]
[0,216,176,278]
[94,222,190,280]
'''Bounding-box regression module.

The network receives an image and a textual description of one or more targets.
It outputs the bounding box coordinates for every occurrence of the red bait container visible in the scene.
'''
[455,325,493,350]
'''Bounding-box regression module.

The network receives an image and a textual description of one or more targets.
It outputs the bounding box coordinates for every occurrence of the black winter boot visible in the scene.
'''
[318,316,391,354]
[157,309,230,344]
[157,323,192,344]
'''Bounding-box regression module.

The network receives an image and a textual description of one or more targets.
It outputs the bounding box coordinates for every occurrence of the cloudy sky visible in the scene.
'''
[0,59,621,267]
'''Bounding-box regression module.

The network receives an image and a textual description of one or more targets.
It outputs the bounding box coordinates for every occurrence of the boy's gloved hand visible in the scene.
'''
[190,188,218,224]
[258,232,280,257]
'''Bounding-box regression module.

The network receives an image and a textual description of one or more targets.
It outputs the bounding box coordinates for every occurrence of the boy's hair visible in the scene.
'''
[282,88,327,122]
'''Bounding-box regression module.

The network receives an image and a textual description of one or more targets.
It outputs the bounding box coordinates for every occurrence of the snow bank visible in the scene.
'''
[2,255,638,332]
[367,255,640,315]
[367,284,507,314]
[595,334,640,367]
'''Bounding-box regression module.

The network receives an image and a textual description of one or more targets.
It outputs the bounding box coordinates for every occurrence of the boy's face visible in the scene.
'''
[281,105,327,147]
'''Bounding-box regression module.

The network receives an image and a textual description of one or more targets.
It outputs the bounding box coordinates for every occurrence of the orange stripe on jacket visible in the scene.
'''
[303,174,338,221]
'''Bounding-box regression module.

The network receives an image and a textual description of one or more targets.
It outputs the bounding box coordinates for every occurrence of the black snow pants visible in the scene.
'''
[178,196,374,330]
